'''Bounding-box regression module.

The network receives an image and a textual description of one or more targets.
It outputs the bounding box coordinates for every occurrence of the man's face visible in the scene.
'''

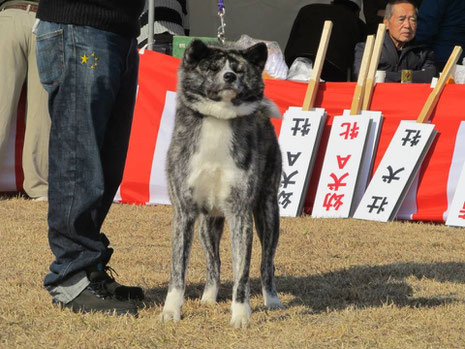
[384,3,417,49]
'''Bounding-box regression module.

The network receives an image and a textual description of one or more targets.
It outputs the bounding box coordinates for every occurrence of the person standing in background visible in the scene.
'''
[138,0,189,53]
[415,0,465,71]
[285,0,367,82]
[0,0,50,201]
[35,0,146,316]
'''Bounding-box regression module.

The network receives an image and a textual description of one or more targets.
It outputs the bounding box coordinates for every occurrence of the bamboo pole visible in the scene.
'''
[416,45,463,123]
[350,35,375,115]
[362,24,386,110]
[302,21,333,111]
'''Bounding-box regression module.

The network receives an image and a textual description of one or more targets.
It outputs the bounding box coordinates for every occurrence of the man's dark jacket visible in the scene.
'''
[285,3,366,82]
[353,31,436,83]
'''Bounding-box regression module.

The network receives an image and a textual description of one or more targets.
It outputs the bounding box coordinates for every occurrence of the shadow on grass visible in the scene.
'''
[274,262,465,313]
[144,262,465,313]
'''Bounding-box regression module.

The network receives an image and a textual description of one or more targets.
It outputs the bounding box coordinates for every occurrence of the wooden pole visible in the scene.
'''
[362,24,386,110]
[416,45,463,123]
[302,21,333,111]
[350,35,375,115]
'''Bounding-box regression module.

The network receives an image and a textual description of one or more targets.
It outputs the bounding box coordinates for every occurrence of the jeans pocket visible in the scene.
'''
[36,28,64,89]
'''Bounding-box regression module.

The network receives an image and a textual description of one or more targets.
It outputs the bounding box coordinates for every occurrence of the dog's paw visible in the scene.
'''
[230,301,251,328]
[159,288,184,322]
[159,309,181,322]
[263,290,283,309]
[200,285,218,305]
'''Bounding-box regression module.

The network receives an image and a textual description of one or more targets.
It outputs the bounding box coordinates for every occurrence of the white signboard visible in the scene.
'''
[342,110,384,210]
[354,121,437,222]
[312,114,371,218]
[278,107,326,217]
[446,162,465,227]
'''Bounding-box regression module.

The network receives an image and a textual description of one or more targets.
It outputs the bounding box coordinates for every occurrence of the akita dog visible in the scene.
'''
[160,39,282,328]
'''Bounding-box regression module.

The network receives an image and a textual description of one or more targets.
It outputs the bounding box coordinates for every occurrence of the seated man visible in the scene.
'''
[285,0,367,82]
[353,0,436,83]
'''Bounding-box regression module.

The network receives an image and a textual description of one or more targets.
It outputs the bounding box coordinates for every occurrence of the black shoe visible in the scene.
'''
[86,264,145,301]
[54,284,138,316]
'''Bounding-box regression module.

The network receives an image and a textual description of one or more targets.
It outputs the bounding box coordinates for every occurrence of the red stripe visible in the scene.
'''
[119,51,180,204]
[411,85,465,222]
[123,51,465,221]
[14,86,26,191]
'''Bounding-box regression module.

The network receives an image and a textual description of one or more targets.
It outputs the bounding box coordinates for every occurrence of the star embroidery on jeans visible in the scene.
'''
[81,54,89,64]
[90,52,99,69]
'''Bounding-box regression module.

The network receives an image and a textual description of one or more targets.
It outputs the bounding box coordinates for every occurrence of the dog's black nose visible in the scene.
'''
[223,72,237,83]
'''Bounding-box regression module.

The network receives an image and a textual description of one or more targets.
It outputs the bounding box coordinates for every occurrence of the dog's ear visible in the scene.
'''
[183,39,210,67]
[242,43,268,71]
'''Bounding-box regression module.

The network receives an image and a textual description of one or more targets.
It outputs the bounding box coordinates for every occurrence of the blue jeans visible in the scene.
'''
[35,21,139,290]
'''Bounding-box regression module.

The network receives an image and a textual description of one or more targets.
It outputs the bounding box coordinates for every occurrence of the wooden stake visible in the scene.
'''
[416,45,463,123]
[362,24,386,110]
[302,21,333,111]
[350,35,375,115]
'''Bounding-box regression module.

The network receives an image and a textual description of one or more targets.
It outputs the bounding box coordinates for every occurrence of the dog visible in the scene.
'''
[159,39,282,328]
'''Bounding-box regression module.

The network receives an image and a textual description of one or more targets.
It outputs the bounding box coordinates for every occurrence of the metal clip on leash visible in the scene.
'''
[217,0,226,44]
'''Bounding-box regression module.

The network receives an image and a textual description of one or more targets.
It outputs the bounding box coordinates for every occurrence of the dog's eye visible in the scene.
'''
[198,61,220,72]
[232,64,245,74]
[198,60,210,71]
[209,63,220,72]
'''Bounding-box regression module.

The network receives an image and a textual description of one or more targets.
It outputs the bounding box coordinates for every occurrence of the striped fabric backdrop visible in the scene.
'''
[3,50,465,223]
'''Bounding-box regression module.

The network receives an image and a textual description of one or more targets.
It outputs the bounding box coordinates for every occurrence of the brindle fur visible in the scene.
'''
[160,40,282,328]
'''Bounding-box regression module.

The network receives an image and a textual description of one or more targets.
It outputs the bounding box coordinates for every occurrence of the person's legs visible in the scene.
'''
[35,21,142,311]
[0,9,27,170]
[22,9,50,199]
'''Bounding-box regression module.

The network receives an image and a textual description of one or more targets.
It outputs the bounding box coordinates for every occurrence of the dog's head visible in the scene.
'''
[178,39,268,119]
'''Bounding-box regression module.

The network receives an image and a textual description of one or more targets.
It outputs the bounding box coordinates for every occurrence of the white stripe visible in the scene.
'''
[154,0,184,14]
[444,121,465,221]
[148,91,177,205]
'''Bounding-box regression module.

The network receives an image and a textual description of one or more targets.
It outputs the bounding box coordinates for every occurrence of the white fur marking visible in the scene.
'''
[230,301,251,328]
[200,285,219,305]
[159,288,184,322]
[262,288,282,309]
[187,117,244,213]
[192,99,259,120]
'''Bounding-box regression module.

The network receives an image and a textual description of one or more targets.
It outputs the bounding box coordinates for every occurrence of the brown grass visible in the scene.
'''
[2,195,465,348]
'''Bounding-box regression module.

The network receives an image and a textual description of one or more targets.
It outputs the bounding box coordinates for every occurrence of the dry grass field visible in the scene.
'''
[2,195,465,348]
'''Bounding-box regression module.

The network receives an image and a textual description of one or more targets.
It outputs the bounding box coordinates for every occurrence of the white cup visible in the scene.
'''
[375,70,386,83]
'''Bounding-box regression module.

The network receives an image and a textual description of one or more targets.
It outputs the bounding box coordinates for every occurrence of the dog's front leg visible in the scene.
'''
[198,214,224,305]
[228,212,253,328]
[160,211,196,322]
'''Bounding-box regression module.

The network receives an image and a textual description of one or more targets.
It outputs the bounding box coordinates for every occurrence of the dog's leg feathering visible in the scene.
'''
[160,211,195,322]
[228,212,253,328]
[254,192,283,309]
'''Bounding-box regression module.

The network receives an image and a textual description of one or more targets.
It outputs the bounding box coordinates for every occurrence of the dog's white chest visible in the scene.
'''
[187,117,242,213]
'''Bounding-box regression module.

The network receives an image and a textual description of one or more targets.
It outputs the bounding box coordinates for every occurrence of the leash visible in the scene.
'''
[217,0,226,44]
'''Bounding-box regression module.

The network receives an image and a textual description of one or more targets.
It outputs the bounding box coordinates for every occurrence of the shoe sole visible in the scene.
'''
[53,299,138,317]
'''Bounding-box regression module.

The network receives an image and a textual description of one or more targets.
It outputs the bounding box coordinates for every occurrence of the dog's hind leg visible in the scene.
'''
[227,212,253,328]
[198,214,224,305]
[160,210,196,322]
[254,194,282,309]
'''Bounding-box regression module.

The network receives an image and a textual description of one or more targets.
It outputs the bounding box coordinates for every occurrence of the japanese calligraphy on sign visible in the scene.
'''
[342,110,383,209]
[277,107,326,217]
[354,120,436,222]
[312,114,371,218]
[446,160,465,227]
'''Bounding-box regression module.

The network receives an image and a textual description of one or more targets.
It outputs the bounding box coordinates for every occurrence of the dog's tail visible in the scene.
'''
[260,98,282,119]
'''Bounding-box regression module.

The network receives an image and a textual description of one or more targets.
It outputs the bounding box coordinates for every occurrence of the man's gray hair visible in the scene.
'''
[384,0,418,20]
